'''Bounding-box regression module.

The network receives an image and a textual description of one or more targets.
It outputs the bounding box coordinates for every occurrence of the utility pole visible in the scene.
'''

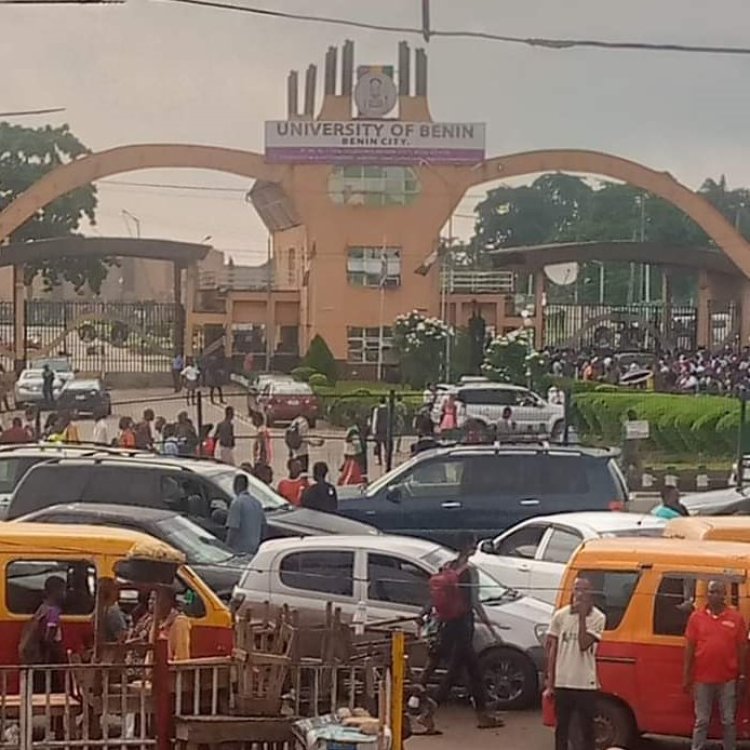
[421,0,431,42]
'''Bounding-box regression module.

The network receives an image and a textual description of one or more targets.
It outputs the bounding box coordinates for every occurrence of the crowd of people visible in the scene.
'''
[546,345,750,394]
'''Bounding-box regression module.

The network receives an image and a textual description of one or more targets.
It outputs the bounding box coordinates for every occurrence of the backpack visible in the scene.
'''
[285,422,303,451]
[429,568,469,622]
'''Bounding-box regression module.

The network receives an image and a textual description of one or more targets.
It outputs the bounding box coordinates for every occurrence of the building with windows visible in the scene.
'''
[193,41,530,374]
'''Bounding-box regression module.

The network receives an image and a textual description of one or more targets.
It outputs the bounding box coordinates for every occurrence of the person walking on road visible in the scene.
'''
[251,412,271,469]
[226,473,266,555]
[181,358,200,406]
[0,417,30,444]
[285,414,322,474]
[214,406,236,465]
[371,397,389,466]
[546,577,606,750]
[684,579,747,750]
[301,462,337,513]
[172,353,185,393]
[41,364,55,406]
[339,420,365,486]
[135,409,155,450]
[421,546,503,730]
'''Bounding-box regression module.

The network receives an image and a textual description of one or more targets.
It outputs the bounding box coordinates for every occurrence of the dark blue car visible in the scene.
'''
[337,445,629,549]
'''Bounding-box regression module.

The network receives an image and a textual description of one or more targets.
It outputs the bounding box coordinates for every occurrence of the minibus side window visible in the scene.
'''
[6,560,96,616]
[579,569,639,630]
[653,575,697,637]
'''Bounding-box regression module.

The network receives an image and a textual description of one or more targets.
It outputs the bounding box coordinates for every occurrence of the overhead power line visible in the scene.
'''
[164,0,750,57]
[0,107,66,117]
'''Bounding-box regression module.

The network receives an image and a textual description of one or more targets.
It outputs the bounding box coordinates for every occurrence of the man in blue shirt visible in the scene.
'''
[226,473,266,555]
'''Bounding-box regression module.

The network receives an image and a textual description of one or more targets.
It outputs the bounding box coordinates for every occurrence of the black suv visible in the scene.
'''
[337,444,629,548]
[7,455,378,540]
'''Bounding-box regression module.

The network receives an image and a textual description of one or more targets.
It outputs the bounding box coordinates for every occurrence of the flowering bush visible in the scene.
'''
[393,310,452,387]
[481,330,548,386]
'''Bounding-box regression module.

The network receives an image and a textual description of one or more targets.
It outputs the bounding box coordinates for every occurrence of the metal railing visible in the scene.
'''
[198,268,273,292]
[0,662,154,750]
[441,269,514,294]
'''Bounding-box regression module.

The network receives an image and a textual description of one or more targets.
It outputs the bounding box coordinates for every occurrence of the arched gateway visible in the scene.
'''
[1,41,748,371]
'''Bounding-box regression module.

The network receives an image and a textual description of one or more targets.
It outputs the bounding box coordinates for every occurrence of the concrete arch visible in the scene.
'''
[0,144,287,241]
[465,149,750,279]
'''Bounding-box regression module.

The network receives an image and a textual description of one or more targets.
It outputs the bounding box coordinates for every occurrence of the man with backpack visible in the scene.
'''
[420,547,503,729]
[285,415,322,474]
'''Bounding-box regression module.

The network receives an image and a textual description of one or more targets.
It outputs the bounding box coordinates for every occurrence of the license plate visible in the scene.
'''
[76,394,87,400]
[288,399,299,406]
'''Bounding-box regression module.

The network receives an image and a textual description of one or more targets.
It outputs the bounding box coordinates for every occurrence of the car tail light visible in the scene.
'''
[608,500,625,512]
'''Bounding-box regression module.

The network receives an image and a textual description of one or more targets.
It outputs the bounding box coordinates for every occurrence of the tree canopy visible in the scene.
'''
[470,173,750,305]
[0,121,113,293]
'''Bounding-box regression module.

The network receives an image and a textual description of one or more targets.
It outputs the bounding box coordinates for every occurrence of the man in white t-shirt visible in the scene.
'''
[546,577,606,750]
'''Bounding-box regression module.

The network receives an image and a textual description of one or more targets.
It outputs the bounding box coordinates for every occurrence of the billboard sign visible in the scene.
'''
[264,121,486,166]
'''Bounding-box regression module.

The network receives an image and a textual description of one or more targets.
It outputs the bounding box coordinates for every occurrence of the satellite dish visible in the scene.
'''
[544,262,579,286]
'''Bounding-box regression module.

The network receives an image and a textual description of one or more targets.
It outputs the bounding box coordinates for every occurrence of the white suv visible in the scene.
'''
[434,382,564,437]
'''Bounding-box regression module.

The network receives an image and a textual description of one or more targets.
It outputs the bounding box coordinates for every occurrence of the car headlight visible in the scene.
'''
[535,623,549,645]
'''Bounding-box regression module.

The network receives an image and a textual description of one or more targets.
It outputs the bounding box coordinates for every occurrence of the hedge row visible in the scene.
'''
[573,392,739,456]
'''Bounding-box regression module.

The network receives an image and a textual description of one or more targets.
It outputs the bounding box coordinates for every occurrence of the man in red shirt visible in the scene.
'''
[277,458,309,507]
[683,580,747,750]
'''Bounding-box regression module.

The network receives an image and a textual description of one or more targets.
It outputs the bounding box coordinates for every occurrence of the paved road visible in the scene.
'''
[72,386,395,485]
[411,705,687,750]
[12,385,662,511]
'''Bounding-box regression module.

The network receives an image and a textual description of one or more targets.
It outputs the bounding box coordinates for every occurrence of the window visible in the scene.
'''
[328,165,420,207]
[347,326,393,364]
[83,467,156,505]
[0,458,38,495]
[495,525,547,559]
[542,528,583,564]
[465,454,537,495]
[279,551,354,597]
[458,388,516,406]
[537,457,591,495]
[347,247,401,288]
[578,570,640,630]
[653,575,694,636]
[402,458,465,498]
[367,554,430,608]
[160,475,210,517]
[6,560,96,616]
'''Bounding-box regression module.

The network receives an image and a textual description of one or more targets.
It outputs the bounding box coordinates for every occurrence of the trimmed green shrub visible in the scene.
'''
[573,391,738,457]
[308,373,330,388]
[291,366,317,383]
[302,335,338,384]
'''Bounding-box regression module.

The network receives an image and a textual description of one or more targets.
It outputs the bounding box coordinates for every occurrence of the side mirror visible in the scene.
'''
[479,539,495,555]
[385,485,402,504]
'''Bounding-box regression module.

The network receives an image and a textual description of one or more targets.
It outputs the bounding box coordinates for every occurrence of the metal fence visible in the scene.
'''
[25,301,177,374]
[543,302,698,352]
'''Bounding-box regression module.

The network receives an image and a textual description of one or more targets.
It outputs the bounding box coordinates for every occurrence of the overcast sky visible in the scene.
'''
[4,0,750,263]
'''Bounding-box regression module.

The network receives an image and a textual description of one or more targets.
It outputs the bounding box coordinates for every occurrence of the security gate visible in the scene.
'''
[24,300,177,373]
[543,303,698,353]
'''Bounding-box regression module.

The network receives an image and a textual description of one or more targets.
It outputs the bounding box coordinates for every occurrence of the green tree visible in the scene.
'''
[0,121,112,293]
[302,334,338,384]
[393,310,450,388]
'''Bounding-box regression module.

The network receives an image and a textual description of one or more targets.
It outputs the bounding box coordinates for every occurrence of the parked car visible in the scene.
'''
[471,512,665,605]
[6,456,379,541]
[680,486,750,516]
[14,367,65,405]
[0,443,154,516]
[431,382,564,438]
[258,380,320,427]
[337,445,629,549]
[55,378,111,416]
[17,503,246,601]
[232,535,552,709]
